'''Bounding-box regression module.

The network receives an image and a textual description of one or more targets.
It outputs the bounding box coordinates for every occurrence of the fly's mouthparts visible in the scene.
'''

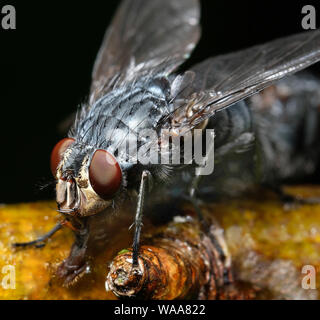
[56,176,81,215]
[57,207,79,214]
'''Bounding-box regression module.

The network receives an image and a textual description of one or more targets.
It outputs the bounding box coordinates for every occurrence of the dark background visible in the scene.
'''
[0,0,319,203]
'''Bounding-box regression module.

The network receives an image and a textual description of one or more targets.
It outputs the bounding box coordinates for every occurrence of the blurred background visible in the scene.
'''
[0,0,319,203]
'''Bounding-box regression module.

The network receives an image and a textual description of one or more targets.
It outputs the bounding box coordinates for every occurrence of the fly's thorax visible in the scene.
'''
[73,77,171,161]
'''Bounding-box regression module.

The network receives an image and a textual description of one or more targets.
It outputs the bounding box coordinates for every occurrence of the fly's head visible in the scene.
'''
[50,138,122,217]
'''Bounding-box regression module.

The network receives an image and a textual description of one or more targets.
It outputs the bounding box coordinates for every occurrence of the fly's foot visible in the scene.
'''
[56,247,90,286]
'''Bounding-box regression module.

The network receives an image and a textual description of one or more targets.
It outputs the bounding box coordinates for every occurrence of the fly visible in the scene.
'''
[14,0,320,284]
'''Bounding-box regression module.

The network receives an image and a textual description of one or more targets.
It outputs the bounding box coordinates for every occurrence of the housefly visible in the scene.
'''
[14,0,320,284]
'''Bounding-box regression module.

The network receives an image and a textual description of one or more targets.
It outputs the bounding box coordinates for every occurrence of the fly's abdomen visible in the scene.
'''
[208,100,253,149]
[251,73,320,183]
[193,73,320,198]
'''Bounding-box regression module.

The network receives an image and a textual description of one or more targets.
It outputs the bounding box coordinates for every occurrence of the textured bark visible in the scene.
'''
[106,212,255,299]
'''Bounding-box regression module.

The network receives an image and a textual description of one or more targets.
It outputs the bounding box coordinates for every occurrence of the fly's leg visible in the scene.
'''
[188,177,226,262]
[282,189,320,205]
[299,197,320,205]
[188,173,233,285]
[132,170,152,267]
[267,185,320,205]
[188,127,216,227]
[188,128,218,235]
[12,222,63,248]
[188,175,207,227]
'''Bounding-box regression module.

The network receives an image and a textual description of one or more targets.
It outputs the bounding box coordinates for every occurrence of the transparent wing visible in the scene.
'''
[164,29,320,133]
[90,0,200,104]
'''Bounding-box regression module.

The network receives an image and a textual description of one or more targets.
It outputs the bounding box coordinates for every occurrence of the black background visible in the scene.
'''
[0,0,319,203]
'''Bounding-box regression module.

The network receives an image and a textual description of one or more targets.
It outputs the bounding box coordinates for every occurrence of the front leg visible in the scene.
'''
[12,222,63,248]
[132,170,152,266]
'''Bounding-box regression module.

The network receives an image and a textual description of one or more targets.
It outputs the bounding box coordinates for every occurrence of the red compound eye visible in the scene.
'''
[50,138,75,176]
[89,149,122,200]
